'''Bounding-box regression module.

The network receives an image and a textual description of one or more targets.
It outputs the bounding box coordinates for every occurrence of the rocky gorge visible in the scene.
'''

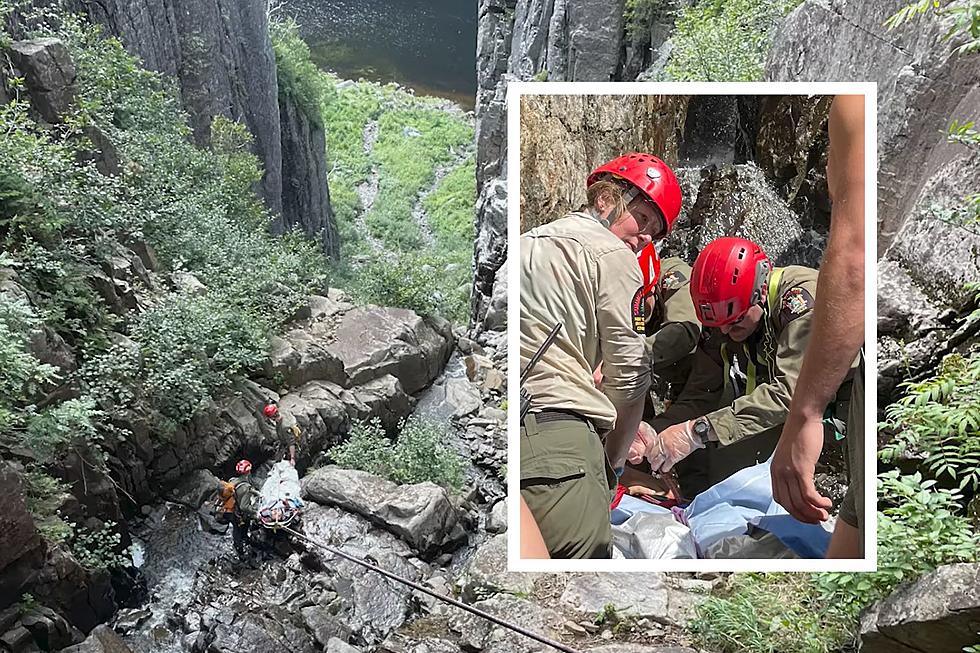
[474,0,980,650]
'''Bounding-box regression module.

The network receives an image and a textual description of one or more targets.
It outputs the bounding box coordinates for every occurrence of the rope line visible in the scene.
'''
[279,526,582,653]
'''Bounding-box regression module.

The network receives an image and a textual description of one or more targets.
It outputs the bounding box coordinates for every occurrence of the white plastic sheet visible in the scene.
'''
[611,510,697,559]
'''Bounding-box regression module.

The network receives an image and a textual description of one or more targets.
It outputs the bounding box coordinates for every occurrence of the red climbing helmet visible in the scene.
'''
[637,243,661,296]
[263,400,279,419]
[235,459,252,475]
[690,237,772,327]
[587,153,682,239]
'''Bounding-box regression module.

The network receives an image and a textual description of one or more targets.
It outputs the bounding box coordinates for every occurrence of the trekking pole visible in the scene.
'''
[520,322,562,421]
[281,526,582,653]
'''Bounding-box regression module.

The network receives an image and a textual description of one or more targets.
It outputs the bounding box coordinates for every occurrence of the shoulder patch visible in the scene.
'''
[631,286,646,334]
[780,287,814,326]
[660,270,687,291]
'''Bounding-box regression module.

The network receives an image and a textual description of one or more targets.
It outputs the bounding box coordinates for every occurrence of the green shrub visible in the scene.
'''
[128,293,267,423]
[21,469,73,544]
[663,0,802,81]
[817,471,978,617]
[71,520,132,571]
[270,18,331,127]
[345,250,469,322]
[881,352,980,491]
[0,296,59,403]
[329,417,465,491]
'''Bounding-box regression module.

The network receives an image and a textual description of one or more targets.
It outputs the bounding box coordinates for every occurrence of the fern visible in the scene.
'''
[884,352,980,491]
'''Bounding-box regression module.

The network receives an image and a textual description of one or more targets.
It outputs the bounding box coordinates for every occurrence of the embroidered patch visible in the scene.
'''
[631,286,646,334]
[661,270,687,291]
[780,287,814,326]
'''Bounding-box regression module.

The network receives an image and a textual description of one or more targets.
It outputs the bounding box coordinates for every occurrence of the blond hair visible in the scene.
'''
[585,179,629,226]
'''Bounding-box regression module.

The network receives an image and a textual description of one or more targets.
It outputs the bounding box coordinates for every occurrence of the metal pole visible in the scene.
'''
[280,527,582,653]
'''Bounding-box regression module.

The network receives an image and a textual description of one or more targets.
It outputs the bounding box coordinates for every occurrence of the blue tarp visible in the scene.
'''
[612,458,833,558]
[684,458,831,558]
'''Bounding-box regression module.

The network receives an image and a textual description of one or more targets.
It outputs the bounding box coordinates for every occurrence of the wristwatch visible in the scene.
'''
[692,417,713,443]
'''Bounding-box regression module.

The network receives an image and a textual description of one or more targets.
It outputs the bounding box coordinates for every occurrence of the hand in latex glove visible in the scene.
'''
[653,420,706,473]
[627,422,659,465]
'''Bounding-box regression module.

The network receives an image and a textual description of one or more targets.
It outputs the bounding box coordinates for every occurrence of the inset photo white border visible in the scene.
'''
[506,81,878,573]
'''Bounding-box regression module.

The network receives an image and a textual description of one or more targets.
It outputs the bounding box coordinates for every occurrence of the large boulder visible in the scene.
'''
[456,534,538,603]
[860,563,980,653]
[302,467,464,558]
[58,625,132,653]
[266,300,452,396]
[448,594,564,653]
[6,38,76,123]
[330,307,453,394]
[414,375,482,423]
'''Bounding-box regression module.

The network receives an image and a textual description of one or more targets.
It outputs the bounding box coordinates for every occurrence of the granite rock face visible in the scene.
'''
[767,0,980,407]
[472,0,631,333]
[38,0,341,255]
[518,94,688,231]
[766,0,980,254]
[860,564,980,653]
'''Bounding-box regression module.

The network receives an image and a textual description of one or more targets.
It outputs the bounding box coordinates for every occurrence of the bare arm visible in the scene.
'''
[772,94,866,524]
[791,94,866,418]
[519,496,551,559]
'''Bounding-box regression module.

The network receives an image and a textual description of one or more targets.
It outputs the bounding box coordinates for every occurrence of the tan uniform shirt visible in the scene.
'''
[520,212,651,431]
[652,265,853,444]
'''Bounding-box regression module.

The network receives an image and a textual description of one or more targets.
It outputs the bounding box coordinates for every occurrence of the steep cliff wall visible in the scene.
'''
[766,0,980,406]
[472,0,628,332]
[518,94,688,231]
[71,0,338,256]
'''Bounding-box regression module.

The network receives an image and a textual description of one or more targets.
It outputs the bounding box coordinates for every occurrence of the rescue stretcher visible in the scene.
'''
[256,460,304,528]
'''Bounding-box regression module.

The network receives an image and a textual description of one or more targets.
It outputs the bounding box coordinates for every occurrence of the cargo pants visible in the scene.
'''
[520,414,613,559]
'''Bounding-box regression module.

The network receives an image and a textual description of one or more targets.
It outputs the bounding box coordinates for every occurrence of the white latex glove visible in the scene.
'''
[653,420,706,473]
[627,422,657,465]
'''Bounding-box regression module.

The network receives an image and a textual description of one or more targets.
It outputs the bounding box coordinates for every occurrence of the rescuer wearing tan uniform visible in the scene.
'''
[520,153,682,559]
[645,256,701,402]
[633,238,855,498]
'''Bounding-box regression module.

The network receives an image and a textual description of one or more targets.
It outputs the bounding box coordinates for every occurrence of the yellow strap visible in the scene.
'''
[767,267,784,313]
[746,357,757,394]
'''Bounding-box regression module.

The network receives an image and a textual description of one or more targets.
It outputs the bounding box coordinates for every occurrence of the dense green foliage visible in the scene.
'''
[1,13,327,560]
[662,0,802,81]
[328,417,465,491]
[269,18,330,127]
[882,353,980,491]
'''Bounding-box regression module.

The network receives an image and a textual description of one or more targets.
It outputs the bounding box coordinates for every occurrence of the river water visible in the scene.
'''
[280,0,477,109]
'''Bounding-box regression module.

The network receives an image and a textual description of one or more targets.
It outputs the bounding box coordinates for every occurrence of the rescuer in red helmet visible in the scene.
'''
[627,236,857,498]
[520,153,681,559]
[262,398,300,467]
